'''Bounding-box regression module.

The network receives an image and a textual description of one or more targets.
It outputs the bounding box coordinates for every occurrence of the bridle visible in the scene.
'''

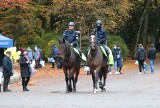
[59,43,71,59]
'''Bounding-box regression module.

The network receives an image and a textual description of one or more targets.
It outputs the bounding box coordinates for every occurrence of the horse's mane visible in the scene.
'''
[59,39,78,61]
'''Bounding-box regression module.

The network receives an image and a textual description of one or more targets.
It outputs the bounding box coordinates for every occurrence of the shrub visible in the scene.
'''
[108,35,129,59]
[35,32,61,59]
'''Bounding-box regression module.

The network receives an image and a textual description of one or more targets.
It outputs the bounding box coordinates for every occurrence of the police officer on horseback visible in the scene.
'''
[94,20,110,61]
[62,22,82,59]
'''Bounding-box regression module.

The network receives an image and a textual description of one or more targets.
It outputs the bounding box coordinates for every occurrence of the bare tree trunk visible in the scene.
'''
[142,12,148,48]
[133,0,151,58]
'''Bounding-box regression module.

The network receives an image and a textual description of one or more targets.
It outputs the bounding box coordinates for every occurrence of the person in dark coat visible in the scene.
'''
[2,51,13,92]
[62,22,82,60]
[147,43,157,74]
[117,45,123,74]
[20,48,31,91]
[136,44,146,74]
[51,43,59,68]
[93,20,110,61]
[112,44,119,74]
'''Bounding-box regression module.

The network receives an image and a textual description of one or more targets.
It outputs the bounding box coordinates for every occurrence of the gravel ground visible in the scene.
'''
[0,57,160,108]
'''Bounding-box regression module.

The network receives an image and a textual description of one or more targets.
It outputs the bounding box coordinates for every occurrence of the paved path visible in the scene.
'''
[0,59,160,108]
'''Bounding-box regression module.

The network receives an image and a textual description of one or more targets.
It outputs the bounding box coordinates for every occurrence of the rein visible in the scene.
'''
[59,47,71,60]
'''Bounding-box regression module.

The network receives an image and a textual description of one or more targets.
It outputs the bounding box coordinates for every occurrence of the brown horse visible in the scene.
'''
[87,34,109,93]
[58,39,80,93]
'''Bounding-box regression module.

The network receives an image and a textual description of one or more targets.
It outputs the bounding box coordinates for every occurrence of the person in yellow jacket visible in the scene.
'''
[107,46,114,74]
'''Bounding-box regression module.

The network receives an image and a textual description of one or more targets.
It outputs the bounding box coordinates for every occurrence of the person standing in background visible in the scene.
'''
[136,44,146,74]
[37,46,43,60]
[2,51,13,92]
[117,45,123,74]
[147,43,157,74]
[51,43,59,68]
[112,44,119,74]
[20,48,31,91]
[108,46,114,75]
[34,47,40,68]
[27,47,33,62]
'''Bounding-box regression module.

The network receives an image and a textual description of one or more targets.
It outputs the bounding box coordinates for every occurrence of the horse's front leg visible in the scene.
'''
[102,72,107,92]
[68,69,73,92]
[94,70,99,93]
[101,66,108,92]
[91,69,95,88]
[99,70,103,90]
[64,71,69,93]
[73,69,80,92]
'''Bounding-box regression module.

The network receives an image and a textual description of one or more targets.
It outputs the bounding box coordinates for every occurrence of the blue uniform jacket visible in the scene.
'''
[94,28,107,45]
[62,30,78,47]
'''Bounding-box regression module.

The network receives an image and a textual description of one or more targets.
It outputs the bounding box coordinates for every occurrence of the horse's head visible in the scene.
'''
[89,33,97,49]
[58,39,71,54]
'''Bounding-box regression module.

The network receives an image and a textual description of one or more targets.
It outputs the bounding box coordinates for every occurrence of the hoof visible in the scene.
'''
[93,89,97,94]
[68,85,72,92]
[99,82,103,89]
[101,88,106,92]
[72,89,76,92]
[66,90,70,93]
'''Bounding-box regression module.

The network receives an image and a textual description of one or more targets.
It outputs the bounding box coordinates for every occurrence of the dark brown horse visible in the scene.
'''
[58,39,80,93]
[88,34,109,93]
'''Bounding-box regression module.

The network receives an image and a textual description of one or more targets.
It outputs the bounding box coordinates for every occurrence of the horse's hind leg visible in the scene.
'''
[73,69,80,92]
[72,75,76,92]
[68,77,72,92]
[101,67,108,92]
[99,70,103,90]
[101,73,107,92]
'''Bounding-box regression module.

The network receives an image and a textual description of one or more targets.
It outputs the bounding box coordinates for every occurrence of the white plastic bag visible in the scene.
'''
[84,66,90,72]
[51,58,55,62]
[29,66,37,75]
[48,57,53,62]
[32,60,36,67]
[135,60,139,65]
[40,60,45,67]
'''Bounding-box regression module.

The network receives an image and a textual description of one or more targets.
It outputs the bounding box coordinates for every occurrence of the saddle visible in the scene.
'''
[87,46,107,57]
[72,48,86,61]
[88,46,114,65]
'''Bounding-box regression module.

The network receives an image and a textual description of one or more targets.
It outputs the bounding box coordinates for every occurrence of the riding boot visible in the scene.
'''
[105,48,110,64]
[77,48,82,58]
[104,50,109,63]
[102,44,109,63]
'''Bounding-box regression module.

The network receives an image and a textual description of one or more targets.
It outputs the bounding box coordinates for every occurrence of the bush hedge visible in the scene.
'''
[108,35,129,59]
[30,32,129,60]
[33,32,61,59]
[81,35,129,59]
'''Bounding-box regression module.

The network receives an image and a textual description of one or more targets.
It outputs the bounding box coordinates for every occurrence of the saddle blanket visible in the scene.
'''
[88,46,114,65]
[88,46,107,57]
[73,48,86,61]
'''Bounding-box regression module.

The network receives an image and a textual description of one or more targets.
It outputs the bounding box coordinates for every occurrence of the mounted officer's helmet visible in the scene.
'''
[96,20,102,26]
[68,22,75,26]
